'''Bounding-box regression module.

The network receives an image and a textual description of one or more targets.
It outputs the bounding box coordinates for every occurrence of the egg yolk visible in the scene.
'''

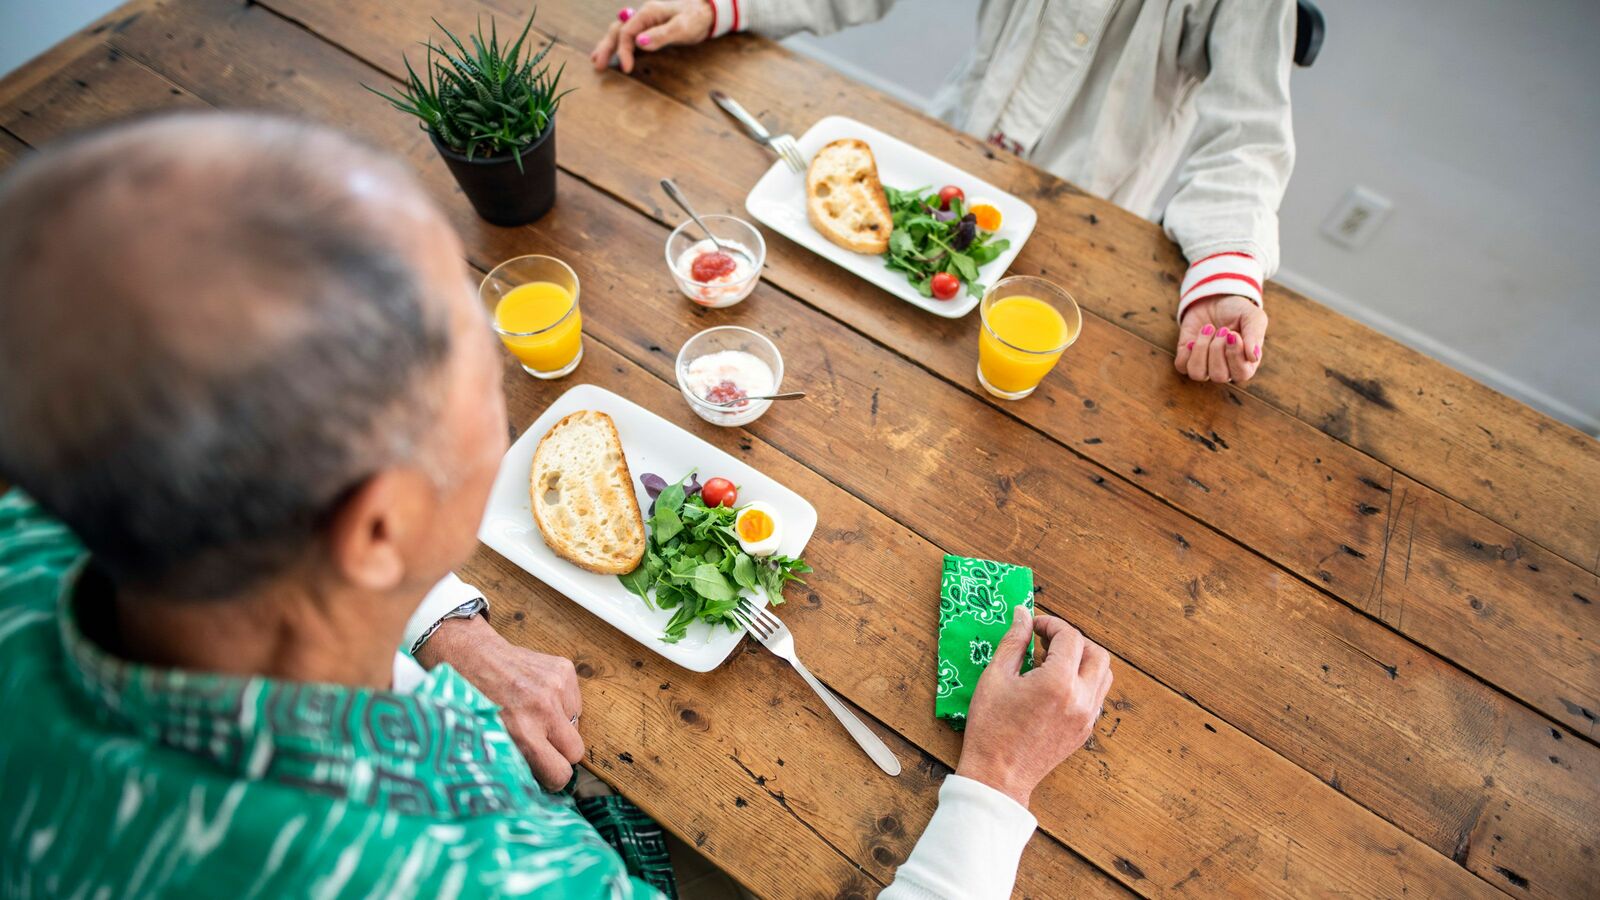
[970,203,1002,231]
[738,510,775,542]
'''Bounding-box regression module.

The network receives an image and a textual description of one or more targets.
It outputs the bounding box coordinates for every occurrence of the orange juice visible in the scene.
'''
[978,295,1074,395]
[494,281,581,374]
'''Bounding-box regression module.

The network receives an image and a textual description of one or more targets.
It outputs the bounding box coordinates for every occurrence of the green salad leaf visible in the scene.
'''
[618,554,661,606]
[618,472,811,643]
[681,564,736,603]
[651,479,686,543]
[882,185,1010,298]
[732,553,758,591]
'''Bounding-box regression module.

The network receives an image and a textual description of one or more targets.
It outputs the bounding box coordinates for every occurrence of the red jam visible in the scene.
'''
[704,380,748,406]
[690,250,739,283]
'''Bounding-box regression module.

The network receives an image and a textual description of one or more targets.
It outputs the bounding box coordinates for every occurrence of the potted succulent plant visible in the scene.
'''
[371,11,571,226]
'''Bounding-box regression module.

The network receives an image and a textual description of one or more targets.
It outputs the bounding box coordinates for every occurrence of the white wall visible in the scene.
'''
[0,0,125,77]
[1275,0,1600,434]
[786,0,1600,434]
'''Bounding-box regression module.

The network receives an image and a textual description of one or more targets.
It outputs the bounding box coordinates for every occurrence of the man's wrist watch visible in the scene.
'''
[410,596,489,655]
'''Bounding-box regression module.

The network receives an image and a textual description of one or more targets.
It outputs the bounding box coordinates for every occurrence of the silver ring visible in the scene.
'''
[569,714,580,725]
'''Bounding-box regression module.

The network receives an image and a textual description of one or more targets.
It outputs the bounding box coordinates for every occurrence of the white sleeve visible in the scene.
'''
[731,0,899,39]
[1162,0,1296,317]
[401,573,487,656]
[880,775,1038,900]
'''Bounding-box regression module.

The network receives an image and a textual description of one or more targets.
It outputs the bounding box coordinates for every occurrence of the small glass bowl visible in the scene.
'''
[664,214,766,308]
[675,326,784,427]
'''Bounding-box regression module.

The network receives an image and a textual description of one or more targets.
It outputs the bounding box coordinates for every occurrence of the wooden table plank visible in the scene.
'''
[90,5,1600,890]
[0,37,1127,900]
[255,0,1600,738]
[0,129,26,167]
[0,0,158,112]
[501,0,1600,578]
[0,44,206,138]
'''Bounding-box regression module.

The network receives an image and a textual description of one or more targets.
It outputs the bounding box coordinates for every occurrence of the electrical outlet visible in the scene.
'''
[1321,186,1393,250]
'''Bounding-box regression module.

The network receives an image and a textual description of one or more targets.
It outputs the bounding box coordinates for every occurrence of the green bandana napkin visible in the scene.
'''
[936,554,1034,730]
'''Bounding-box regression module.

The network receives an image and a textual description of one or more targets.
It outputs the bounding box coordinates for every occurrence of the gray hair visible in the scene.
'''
[0,112,452,599]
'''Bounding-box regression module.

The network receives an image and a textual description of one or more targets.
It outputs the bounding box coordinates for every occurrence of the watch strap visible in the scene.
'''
[410,595,489,655]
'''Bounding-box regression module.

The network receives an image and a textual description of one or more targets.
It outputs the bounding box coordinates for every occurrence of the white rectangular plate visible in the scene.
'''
[478,384,818,672]
[745,114,1038,319]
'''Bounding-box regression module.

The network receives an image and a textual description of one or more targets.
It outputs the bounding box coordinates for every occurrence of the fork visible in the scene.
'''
[731,598,902,775]
[710,90,807,174]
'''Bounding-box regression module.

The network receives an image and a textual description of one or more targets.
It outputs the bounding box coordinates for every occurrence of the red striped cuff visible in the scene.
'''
[1177,251,1263,319]
[706,0,741,37]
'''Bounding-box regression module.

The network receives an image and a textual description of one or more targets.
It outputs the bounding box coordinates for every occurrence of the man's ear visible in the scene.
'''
[324,468,436,592]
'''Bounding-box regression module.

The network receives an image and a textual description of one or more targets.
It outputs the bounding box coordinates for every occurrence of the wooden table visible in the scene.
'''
[3,1,1595,896]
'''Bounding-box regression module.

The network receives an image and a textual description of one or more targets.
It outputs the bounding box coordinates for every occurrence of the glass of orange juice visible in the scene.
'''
[977,276,1082,400]
[480,255,583,379]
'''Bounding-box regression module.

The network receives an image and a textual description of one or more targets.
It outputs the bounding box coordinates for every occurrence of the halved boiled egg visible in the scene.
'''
[968,198,1003,232]
[734,501,783,557]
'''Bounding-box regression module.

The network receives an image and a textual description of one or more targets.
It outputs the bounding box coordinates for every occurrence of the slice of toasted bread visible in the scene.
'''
[530,410,646,575]
[806,139,893,254]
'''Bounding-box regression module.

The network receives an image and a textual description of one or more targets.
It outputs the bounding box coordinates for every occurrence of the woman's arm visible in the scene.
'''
[592,0,900,72]
[741,0,900,38]
[1165,0,1296,384]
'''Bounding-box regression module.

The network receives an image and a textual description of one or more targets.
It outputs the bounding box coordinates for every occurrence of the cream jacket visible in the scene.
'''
[712,0,1297,315]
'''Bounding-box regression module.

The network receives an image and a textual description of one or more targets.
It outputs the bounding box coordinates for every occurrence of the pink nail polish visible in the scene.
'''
[1226,332,1237,346]
[1201,324,1214,336]
[618,7,635,22]
[1187,341,1195,350]
[1254,345,1262,359]
[636,33,651,46]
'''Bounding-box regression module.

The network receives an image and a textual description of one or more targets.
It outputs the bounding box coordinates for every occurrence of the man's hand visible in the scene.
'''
[955,607,1113,808]
[415,614,584,790]
[590,2,714,74]
[1174,295,1268,384]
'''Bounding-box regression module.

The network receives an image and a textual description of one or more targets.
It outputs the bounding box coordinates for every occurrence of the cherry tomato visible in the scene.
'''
[701,477,738,508]
[937,185,965,210]
[930,272,961,300]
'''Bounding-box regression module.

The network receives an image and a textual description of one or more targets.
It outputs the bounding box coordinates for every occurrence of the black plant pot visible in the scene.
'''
[430,118,557,226]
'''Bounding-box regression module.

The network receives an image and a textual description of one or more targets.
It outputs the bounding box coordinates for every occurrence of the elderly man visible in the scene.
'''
[0,112,1111,897]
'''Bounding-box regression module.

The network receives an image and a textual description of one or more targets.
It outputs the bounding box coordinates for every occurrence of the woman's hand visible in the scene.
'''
[1174,295,1268,384]
[591,2,715,74]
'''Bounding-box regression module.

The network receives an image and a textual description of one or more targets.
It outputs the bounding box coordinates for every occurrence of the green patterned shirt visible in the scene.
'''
[0,490,659,898]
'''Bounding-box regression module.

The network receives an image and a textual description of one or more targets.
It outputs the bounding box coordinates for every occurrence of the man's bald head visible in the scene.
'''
[0,112,458,599]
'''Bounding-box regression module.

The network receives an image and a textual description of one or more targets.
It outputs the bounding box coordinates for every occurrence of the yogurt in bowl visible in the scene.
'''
[665,215,766,308]
[676,327,784,426]
[684,349,774,408]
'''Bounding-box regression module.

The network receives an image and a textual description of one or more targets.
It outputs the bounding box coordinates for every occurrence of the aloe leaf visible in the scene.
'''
[381,8,568,156]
